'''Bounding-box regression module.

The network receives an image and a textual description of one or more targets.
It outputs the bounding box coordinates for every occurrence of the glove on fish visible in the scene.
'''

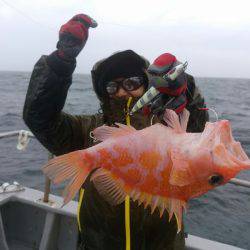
[57,14,97,60]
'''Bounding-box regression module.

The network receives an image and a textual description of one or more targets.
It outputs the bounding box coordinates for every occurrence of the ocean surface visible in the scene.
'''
[0,71,249,249]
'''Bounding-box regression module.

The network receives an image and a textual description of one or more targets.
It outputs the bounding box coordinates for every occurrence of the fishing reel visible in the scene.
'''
[148,92,187,116]
[130,62,188,116]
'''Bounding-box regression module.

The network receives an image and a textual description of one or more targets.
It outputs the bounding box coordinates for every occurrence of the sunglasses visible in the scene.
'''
[106,77,144,95]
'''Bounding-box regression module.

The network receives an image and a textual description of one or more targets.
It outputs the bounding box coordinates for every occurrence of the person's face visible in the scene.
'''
[107,77,145,100]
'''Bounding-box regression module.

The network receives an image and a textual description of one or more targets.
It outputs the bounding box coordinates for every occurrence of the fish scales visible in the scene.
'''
[93,125,175,195]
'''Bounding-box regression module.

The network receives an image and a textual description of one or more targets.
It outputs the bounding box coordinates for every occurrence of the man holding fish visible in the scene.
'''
[23,14,212,250]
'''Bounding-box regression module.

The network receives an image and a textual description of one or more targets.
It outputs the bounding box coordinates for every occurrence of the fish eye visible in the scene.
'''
[208,174,224,186]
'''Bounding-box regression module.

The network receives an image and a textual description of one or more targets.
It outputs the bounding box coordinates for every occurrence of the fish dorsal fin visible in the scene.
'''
[129,189,186,233]
[93,123,136,142]
[163,109,188,133]
[91,168,126,205]
[169,149,194,186]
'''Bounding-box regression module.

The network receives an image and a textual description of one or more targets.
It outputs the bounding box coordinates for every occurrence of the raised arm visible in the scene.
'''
[23,14,99,155]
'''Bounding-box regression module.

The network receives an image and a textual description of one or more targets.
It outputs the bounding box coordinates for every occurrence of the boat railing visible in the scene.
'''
[1,129,250,202]
[0,130,53,203]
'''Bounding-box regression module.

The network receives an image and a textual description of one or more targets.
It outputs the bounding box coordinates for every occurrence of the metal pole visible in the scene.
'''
[0,130,34,139]
[229,178,250,188]
[43,152,53,202]
[0,131,20,139]
[43,177,51,203]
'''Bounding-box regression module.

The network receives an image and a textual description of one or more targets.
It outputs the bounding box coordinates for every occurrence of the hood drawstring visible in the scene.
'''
[125,97,132,250]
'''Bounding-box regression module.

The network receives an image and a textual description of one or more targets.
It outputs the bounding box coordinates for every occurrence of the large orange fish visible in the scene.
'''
[43,109,250,232]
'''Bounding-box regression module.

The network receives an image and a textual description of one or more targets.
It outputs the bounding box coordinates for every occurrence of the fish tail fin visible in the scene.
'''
[43,150,95,205]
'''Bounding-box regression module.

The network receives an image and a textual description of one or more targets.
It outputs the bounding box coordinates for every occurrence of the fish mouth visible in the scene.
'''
[219,121,249,162]
[212,120,250,172]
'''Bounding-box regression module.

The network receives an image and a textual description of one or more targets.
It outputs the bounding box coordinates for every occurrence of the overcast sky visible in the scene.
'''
[0,0,250,78]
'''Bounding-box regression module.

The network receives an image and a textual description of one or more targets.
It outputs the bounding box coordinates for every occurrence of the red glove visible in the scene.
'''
[148,75,187,96]
[148,53,187,96]
[57,14,97,60]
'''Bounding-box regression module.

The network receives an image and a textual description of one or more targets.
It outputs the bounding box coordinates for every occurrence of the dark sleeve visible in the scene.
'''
[23,52,102,156]
[186,74,209,132]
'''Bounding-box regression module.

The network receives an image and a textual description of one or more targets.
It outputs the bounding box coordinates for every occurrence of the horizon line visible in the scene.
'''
[0,69,249,80]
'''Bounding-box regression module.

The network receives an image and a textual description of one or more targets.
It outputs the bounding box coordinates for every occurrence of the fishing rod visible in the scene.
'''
[0,0,56,31]
[1,0,168,33]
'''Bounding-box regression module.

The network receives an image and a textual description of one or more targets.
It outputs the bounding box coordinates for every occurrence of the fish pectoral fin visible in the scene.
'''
[169,149,194,187]
[93,123,136,142]
[91,168,126,205]
[163,109,189,133]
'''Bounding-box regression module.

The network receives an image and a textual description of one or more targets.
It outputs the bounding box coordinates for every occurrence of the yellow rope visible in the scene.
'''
[126,97,133,125]
[77,97,133,249]
[77,188,85,232]
[125,97,132,250]
[125,196,131,250]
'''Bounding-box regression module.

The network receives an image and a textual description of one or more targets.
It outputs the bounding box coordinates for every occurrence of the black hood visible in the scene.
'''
[91,50,149,102]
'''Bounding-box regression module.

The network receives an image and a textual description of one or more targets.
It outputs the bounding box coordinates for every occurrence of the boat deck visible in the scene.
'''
[0,186,244,250]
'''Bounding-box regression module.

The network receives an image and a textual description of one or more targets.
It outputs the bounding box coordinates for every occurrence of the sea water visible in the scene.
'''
[0,71,249,249]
